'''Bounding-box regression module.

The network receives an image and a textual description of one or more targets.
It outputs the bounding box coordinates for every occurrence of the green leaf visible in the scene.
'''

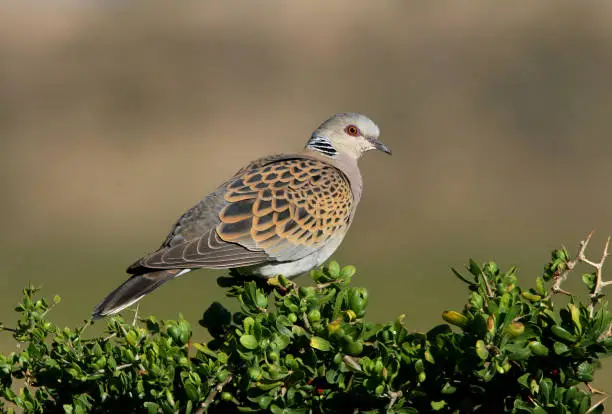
[521,291,542,302]
[551,325,577,342]
[506,322,525,337]
[243,316,255,334]
[576,361,594,382]
[582,272,596,292]
[328,261,340,278]
[254,291,268,309]
[310,336,332,352]
[504,342,531,361]
[271,334,291,351]
[528,341,549,357]
[340,265,356,279]
[568,303,582,334]
[451,267,474,285]
[183,381,199,401]
[441,310,469,328]
[535,277,546,296]
[539,378,552,404]
[468,259,482,276]
[441,382,457,394]
[257,395,274,409]
[343,340,363,356]
[553,342,570,355]
[431,400,446,411]
[475,340,489,360]
[469,292,484,309]
[517,373,530,389]
[240,334,259,350]
[333,289,348,319]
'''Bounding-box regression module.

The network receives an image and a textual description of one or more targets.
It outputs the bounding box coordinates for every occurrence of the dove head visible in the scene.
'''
[306,113,391,160]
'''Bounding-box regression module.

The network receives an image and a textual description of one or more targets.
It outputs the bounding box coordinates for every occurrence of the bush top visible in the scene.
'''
[1,234,611,413]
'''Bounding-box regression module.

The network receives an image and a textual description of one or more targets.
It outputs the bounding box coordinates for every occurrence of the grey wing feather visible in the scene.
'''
[127,186,270,274]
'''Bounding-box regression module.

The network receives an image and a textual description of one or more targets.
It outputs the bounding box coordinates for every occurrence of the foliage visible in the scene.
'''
[1,242,612,413]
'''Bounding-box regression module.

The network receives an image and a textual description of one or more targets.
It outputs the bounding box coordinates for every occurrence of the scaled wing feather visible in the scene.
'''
[127,155,353,274]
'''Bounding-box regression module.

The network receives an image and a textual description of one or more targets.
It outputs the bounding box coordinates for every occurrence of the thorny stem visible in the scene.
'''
[553,231,612,317]
[584,236,611,316]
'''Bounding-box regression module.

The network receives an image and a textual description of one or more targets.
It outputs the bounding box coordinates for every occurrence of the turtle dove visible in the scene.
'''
[92,113,391,319]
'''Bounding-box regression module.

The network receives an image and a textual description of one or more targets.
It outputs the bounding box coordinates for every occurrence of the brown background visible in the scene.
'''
[2,0,612,389]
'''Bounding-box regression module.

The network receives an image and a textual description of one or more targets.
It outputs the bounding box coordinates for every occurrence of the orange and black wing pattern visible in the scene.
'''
[128,156,353,273]
[218,157,353,261]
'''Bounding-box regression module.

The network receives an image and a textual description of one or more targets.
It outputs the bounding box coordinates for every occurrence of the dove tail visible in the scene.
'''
[92,269,190,320]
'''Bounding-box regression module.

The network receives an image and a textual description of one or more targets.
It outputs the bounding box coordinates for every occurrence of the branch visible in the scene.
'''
[386,390,403,410]
[480,270,494,298]
[197,374,233,413]
[584,235,611,315]
[587,395,608,414]
[132,303,140,326]
[552,231,593,295]
[0,324,17,333]
[553,231,612,316]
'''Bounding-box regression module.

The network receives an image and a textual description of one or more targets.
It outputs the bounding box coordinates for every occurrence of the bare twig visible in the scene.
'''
[586,382,606,395]
[316,280,342,289]
[132,304,140,326]
[197,374,233,413]
[115,363,133,371]
[480,270,494,298]
[552,231,594,295]
[302,311,312,331]
[552,231,612,317]
[80,320,91,334]
[0,325,17,333]
[527,395,542,409]
[587,395,608,414]
[386,390,403,410]
[342,355,362,372]
[103,332,117,341]
[584,236,611,316]
[603,323,612,339]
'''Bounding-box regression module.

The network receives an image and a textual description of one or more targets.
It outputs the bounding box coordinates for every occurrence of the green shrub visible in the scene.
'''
[1,234,611,413]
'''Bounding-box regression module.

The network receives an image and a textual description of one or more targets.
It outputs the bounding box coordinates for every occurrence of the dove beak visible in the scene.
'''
[368,138,392,155]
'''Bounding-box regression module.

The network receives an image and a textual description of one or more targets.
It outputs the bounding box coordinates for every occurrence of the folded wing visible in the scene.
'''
[127,156,353,274]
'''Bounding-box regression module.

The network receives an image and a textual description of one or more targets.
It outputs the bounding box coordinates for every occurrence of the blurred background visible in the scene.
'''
[2,0,612,387]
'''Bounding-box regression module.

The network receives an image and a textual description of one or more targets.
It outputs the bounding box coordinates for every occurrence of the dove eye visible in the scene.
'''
[345,125,360,137]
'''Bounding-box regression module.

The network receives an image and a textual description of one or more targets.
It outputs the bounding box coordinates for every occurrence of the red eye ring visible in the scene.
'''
[345,125,360,137]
